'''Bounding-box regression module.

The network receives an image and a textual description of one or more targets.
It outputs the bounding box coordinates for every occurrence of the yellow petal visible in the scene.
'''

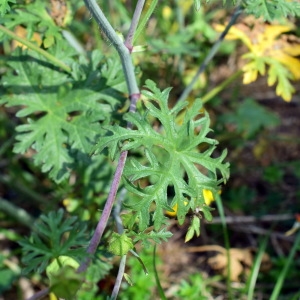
[165,203,178,217]
[203,189,214,206]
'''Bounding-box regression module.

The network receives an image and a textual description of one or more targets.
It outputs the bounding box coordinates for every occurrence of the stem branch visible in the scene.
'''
[78,0,141,274]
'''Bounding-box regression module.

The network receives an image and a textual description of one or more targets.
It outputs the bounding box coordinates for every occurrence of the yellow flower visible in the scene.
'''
[166,189,215,217]
[202,189,214,206]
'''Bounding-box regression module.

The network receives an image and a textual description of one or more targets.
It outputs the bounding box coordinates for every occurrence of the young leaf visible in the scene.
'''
[185,216,201,243]
[19,209,88,274]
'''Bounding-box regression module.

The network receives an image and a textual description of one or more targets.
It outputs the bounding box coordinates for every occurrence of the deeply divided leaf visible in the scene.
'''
[19,209,88,274]
[97,80,230,231]
[0,45,126,182]
[244,0,300,21]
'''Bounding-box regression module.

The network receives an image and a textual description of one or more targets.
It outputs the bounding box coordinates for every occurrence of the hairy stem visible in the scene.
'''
[0,25,72,74]
[178,6,242,102]
[125,0,146,51]
[78,0,141,273]
[83,0,139,95]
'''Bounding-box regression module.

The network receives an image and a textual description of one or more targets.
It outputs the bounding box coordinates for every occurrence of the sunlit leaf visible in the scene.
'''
[215,17,299,101]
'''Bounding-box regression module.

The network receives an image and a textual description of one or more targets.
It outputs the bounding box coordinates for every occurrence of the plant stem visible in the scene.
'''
[178,6,242,103]
[202,69,243,103]
[270,231,300,300]
[247,235,269,300]
[0,198,34,228]
[215,192,233,300]
[175,0,185,75]
[83,0,139,95]
[113,188,127,234]
[153,245,167,300]
[0,25,72,74]
[125,0,146,52]
[78,151,128,273]
[78,0,141,274]
[110,255,127,300]
[109,190,127,299]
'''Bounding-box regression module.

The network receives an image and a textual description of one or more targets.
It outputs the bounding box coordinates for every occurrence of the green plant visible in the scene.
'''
[0,0,299,299]
[174,273,218,299]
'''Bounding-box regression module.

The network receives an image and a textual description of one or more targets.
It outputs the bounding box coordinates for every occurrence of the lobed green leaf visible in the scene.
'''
[244,0,300,21]
[0,45,126,182]
[97,80,229,231]
[19,209,88,274]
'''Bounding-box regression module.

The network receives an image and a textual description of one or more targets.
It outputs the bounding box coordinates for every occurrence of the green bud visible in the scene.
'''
[108,233,134,256]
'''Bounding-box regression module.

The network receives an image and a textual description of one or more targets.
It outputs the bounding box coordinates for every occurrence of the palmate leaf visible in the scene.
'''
[97,80,229,231]
[19,209,88,274]
[244,0,300,21]
[266,58,295,101]
[217,20,299,101]
[0,45,126,182]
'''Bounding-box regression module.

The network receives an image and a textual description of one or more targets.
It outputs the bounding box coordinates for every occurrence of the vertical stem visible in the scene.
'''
[111,255,127,300]
[270,231,300,300]
[83,0,139,95]
[175,0,185,75]
[78,0,141,273]
[215,193,233,300]
[133,0,159,43]
[153,245,167,300]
